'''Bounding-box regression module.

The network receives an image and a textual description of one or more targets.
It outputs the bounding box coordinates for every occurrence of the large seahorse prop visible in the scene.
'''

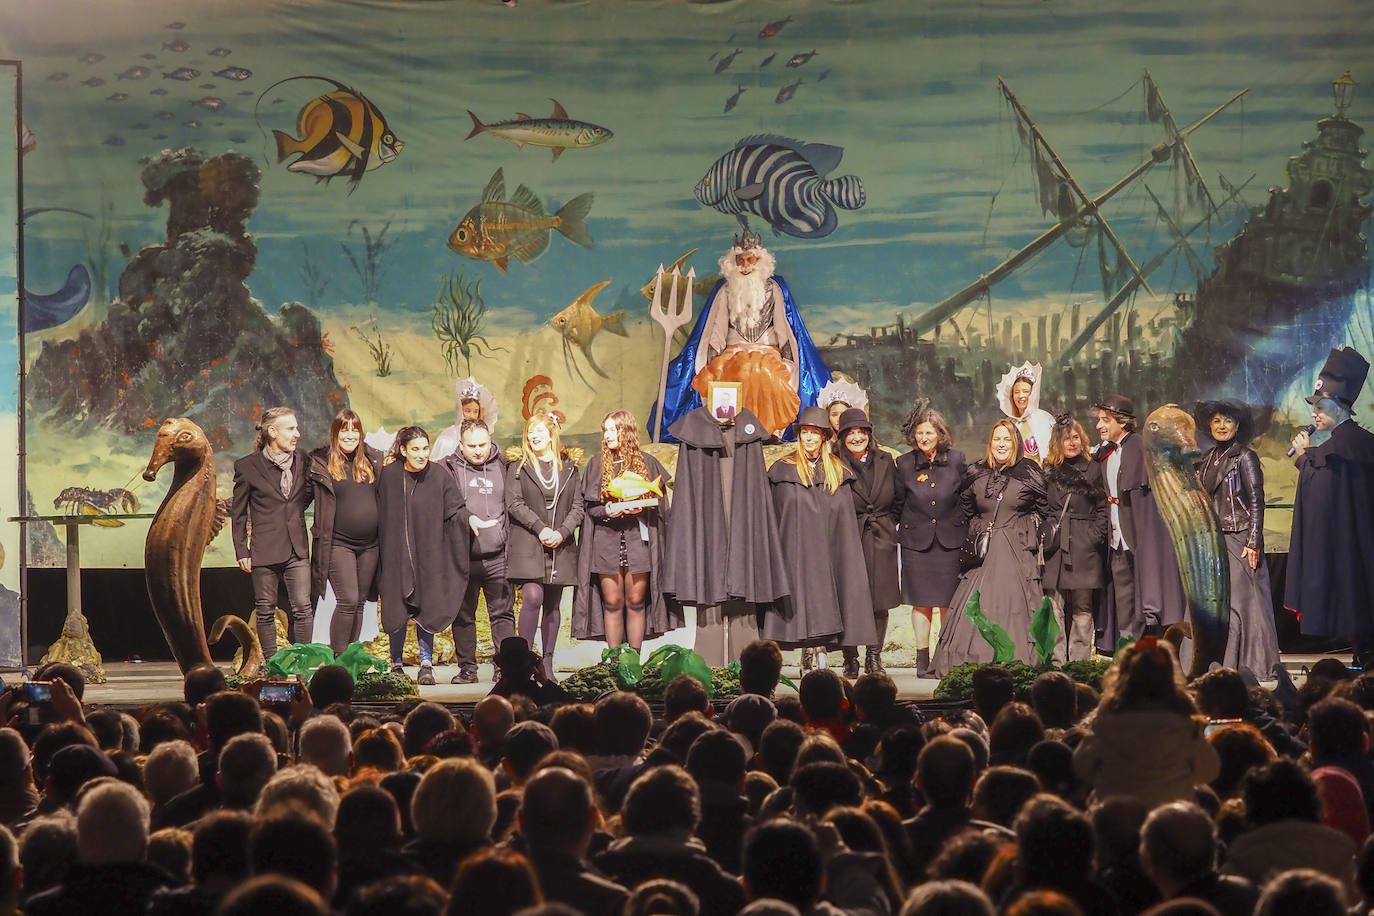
[143,418,262,675]
[1141,405,1230,678]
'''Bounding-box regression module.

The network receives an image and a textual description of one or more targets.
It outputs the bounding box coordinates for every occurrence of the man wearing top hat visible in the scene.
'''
[1092,394,1187,651]
[1286,347,1374,667]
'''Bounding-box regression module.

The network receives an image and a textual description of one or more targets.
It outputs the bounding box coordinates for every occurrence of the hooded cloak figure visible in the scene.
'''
[662,405,790,665]
[1285,347,1374,665]
[654,233,831,441]
[997,362,1056,465]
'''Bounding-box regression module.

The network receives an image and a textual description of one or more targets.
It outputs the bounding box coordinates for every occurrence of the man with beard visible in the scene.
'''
[654,233,830,440]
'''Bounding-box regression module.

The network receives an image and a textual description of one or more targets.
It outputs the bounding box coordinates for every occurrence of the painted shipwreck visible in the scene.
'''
[819,72,1372,437]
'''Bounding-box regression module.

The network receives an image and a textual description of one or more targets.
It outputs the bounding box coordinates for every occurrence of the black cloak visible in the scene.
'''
[840,447,902,612]
[762,457,877,647]
[661,406,790,605]
[376,460,470,635]
[572,451,683,641]
[1285,419,1374,639]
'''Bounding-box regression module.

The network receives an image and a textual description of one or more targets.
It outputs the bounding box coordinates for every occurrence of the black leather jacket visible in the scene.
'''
[1197,443,1264,550]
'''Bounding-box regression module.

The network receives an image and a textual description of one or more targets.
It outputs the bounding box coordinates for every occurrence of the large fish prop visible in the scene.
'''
[608,472,664,501]
[549,279,627,387]
[258,75,403,192]
[465,99,612,162]
[695,134,866,239]
[449,168,593,272]
[1141,404,1229,678]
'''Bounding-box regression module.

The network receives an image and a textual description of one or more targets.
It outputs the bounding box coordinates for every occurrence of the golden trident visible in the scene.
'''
[648,263,696,442]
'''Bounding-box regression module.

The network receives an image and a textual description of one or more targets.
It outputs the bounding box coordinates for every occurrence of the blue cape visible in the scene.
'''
[651,274,831,443]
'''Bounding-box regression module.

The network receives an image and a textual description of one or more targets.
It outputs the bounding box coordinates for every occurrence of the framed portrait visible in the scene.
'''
[707,380,742,421]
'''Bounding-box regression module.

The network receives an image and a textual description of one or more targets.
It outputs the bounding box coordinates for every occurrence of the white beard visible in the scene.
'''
[718,247,776,330]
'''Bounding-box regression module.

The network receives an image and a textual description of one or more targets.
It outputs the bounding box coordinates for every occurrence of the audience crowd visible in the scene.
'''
[0,636,1371,916]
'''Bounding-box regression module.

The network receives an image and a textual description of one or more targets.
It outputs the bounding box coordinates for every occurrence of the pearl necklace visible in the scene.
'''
[533,454,557,489]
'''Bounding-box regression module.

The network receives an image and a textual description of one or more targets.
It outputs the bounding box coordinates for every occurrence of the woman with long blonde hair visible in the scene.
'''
[763,406,876,672]
[506,410,584,680]
[932,419,1048,676]
[308,409,385,653]
[572,409,679,652]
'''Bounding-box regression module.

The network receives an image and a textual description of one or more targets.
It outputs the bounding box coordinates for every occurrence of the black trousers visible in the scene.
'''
[1110,547,1145,643]
[252,556,312,657]
[327,542,379,655]
[455,553,517,673]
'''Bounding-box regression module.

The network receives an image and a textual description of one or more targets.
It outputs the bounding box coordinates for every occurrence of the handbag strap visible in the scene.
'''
[1054,494,1070,526]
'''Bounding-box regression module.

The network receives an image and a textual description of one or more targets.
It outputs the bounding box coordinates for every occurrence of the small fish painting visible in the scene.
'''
[714,48,742,74]
[163,40,190,53]
[140,53,157,61]
[724,86,747,113]
[818,69,831,82]
[760,52,776,67]
[48,72,69,82]
[163,67,200,81]
[119,66,152,80]
[695,134,867,240]
[103,135,125,147]
[775,79,802,104]
[261,75,403,192]
[79,53,104,65]
[549,279,627,384]
[164,21,186,29]
[106,92,129,102]
[131,122,148,130]
[638,249,720,304]
[193,96,225,111]
[199,83,217,90]
[184,120,201,128]
[228,134,248,143]
[786,50,818,68]
[81,77,105,87]
[150,87,169,96]
[759,16,792,39]
[152,134,167,140]
[214,66,253,81]
[465,99,612,163]
[448,168,593,273]
[209,47,233,57]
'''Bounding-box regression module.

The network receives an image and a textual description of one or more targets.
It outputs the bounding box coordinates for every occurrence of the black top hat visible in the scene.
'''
[1091,394,1136,419]
[494,636,539,671]
[836,407,873,436]
[1192,400,1255,446]
[1306,346,1369,411]
[797,405,833,437]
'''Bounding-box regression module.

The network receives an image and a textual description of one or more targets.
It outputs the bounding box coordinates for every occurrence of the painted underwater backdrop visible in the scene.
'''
[1,0,1372,579]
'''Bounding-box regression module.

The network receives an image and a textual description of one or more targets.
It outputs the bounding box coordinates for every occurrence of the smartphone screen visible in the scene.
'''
[258,682,299,704]
[22,682,52,703]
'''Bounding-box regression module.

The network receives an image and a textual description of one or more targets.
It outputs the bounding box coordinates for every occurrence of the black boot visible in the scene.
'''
[915,648,932,678]
[842,647,860,679]
[865,647,885,676]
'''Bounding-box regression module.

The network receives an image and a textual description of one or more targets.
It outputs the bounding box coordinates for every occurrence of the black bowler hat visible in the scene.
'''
[836,407,872,436]
[1091,394,1136,419]
[797,406,832,437]
[1193,400,1255,446]
[493,636,540,672]
[1307,346,1369,411]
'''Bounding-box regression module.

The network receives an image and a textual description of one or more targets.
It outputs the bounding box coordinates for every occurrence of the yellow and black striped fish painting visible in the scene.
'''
[257,75,403,192]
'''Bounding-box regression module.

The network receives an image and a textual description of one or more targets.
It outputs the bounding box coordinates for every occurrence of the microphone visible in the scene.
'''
[1288,424,1316,458]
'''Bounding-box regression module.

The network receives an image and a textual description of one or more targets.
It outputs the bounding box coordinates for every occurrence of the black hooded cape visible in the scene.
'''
[572,451,683,640]
[376,460,470,635]
[661,406,789,605]
[762,457,877,647]
[1285,420,1374,639]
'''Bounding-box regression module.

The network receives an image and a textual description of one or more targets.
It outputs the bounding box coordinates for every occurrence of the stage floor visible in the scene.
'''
[40,651,1345,709]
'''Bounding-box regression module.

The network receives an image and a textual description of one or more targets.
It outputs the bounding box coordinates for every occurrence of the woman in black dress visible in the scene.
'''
[376,426,468,686]
[835,407,900,676]
[507,410,584,680]
[309,409,384,654]
[572,409,676,652]
[891,400,967,678]
[1041,415,1107,664]
[1194,400,1280,674]
[763,406,875,672]
[933,420,1048,677]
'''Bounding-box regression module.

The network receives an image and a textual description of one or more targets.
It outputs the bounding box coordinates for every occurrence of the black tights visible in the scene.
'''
[600,570,649,651]
[518,582,564,679]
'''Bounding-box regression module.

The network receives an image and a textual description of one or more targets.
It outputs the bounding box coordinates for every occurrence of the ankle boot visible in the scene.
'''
[865,647,885,675]
[800,647,816,674]
[842,648,860,678]
[916,648,932,678]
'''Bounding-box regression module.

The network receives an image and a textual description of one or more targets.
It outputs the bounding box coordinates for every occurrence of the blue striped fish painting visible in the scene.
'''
[694,134,866,240]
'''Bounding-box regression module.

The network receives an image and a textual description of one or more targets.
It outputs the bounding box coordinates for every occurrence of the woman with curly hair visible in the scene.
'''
[890,399,968,678]
[572,409,679,652]
[1071,637,1219,807]
[1194,400,1280,674]
[932,419,1047,676]
[1041,414,1108,664]
[506,410,584,680]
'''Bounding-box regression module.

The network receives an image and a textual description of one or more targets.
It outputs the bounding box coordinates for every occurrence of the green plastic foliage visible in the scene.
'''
[964,590,1016,664]
[334,642,389,681]
[601,644,644,686]
[1029,595,1061,667]
[265,642,337,678]
[644,645,715,697]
